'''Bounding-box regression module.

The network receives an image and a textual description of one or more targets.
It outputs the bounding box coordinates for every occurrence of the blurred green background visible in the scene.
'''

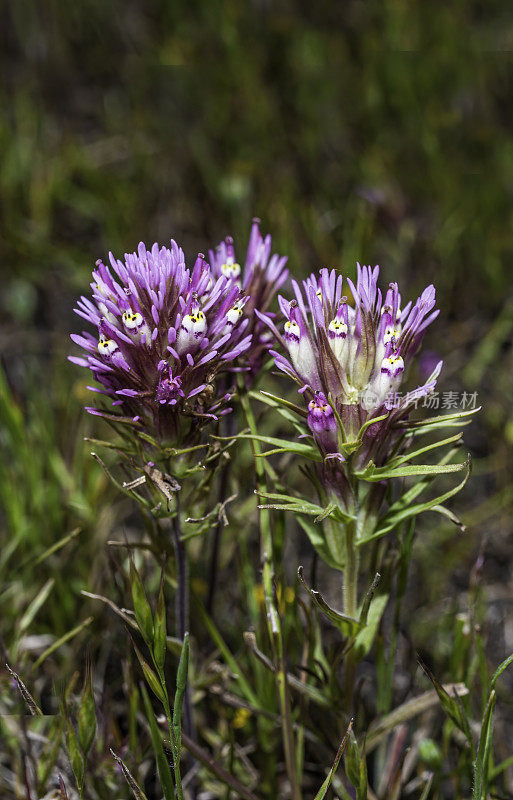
[2,0,513,790]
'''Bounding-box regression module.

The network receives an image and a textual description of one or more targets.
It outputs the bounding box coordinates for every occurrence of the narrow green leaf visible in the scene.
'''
[173,632,189,759]
[357,457,468,482]
[385,432,463,469]
[419,661,473,750]
[19,578,55,634]
[140,685,175,800]
[314,501,340,523]
[257,491,355,523]
[32,617,93,671]
[32,528,81,566]
[130,559,154,645]
[354,591,388,660]
[298,566,359,634]
[254,389,308,418]
[313,720,353,799]
[429,503,466,531]
[110,748,149,800]
[490,754,513,781]
[401,406,480,431]
[356,412,390,440]
[231,432,322,460]
[360,458,472,545]
[296,516,342,570]
[473,690,496,800]
[489,652,513,691]
[472,653,513,797]
[153,572,167,672]
[5,663,42,715]
[358,573,381,628]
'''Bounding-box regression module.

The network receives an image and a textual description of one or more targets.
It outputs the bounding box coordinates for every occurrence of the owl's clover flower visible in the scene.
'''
[209,218,288,380]
[257,264,441,469]
[70,240,252,442]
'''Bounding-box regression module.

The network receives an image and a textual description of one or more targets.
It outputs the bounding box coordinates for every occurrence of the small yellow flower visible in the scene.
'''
[232,708,251,729]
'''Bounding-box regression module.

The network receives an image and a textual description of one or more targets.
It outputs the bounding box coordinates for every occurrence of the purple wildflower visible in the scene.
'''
[70,241,252,442]
[307,392,339,456]
[257,264,442,469]
[209,218,288,380]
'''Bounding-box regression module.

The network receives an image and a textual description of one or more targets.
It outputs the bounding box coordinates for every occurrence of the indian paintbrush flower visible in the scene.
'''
[209,218,288,381]
[257,264,442,472]
[254,262,472,691]
[70,240,253,444]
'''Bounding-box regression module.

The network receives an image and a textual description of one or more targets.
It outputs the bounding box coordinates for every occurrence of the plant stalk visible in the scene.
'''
[239,383,302,800]
[343,514,359,711]
[171,495,194,745]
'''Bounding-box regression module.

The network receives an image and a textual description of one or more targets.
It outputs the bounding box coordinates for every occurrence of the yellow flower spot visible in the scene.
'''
[232,708,251,729]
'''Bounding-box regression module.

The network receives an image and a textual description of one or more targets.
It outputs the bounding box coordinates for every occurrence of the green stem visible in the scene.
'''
[239,382,302,800]
[161,688,184,800]
[343,519,359,619]
[343,515,359,712]
[171,496,194,744]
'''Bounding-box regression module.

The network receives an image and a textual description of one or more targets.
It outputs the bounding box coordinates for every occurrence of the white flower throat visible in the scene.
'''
[98,335,118,356]
[122,309,144,330]
[220,259,241,280]
[221,300,245,335]
[176,306,207,354]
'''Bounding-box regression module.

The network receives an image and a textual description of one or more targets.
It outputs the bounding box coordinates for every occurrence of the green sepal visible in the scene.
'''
[129,558,154,646]
[66,716,84,793]
[133,641,166,705]
[77,667,97,757]
[344,730,368,800]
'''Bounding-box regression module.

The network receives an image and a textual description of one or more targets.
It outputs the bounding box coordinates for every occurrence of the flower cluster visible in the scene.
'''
[257,264,441,468]
[70,240,252,442]
[209,218,288,381]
